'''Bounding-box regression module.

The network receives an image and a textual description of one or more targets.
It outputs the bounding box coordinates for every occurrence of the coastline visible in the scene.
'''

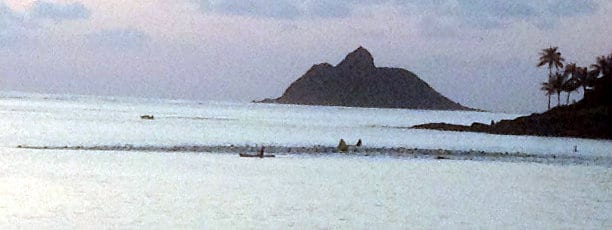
[412,105,612,140]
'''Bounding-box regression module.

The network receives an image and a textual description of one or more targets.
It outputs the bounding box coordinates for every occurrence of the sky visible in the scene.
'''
[1,0,611,113]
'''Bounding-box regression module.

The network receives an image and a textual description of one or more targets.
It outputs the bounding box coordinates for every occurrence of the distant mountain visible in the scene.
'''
[257,47,472,110]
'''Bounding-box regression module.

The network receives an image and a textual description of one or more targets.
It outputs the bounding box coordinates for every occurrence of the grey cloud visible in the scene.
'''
[0,3,18,46]
[30,1,91,20]
[404,0,597,17]
[1,3,17,28]
[0,2,13,16]
[198,0,301,19]
[86,28,150,49]
[406,0,600,36]
[546,0,596,16]
[1,0,91,47]
[225,1,300,19]
[304,0,352,18]
[418,15,461,37]
[453,1,535,28]
[194,0,599,30]
[196,0,359,19]
[433,0,597,29]
[0,2,37,47]
[456,0,537,18]
[0,23,27,47]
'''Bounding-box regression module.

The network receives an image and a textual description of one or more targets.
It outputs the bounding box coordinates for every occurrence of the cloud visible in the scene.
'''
[2,0,609,113]
[197,0,300,19]
[304,0,352,18]
[193,0,599,31]
[418,14,461,37]
[547,0,597,16]
[195,0,359,19]
[452,1,536,28]
[0,2,37,47]
[1,3,19,29]
[1,1,92,47]
[30,1,91,20]
[403,0,600,37]
[86,28,150,49]
[458,0,596,28]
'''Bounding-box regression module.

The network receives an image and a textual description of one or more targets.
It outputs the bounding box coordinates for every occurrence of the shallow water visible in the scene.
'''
[1,92,611,228]
[0,149,610,229]
[1,92,611,157]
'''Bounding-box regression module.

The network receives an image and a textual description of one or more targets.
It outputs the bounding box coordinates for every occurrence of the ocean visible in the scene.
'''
[0,92,610,228]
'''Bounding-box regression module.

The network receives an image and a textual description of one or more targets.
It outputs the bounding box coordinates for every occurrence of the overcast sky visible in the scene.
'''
[1,0,611,113]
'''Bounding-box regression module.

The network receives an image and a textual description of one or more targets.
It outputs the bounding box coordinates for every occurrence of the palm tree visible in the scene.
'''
[574,66,585,90]
[573,67,595,97]
[551,72,566,106]
[561,77,580,104]
[538,47,565,78]
[590,55,607,78]
[561,63,580,104]
[564,63,577,75]
[537,47,565,109]
[541,80,554,109]
[594,54,612,90]
[587,69,599,86]
[602,54,612,76]
[586,53,612,105]
[587,54,612,97]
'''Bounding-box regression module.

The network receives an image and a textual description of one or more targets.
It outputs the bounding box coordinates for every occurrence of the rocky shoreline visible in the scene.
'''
[413,104,611,140]
[15,144,611,167]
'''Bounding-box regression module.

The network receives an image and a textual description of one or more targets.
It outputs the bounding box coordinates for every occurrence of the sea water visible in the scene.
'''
[0,92,610,228]
[1,92,610,157]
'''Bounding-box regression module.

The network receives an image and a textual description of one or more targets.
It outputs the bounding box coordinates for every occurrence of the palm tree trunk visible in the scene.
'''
[566,92,571,105]
[549,66,552,81]
[548,66,552,109]
[557,92,561,106]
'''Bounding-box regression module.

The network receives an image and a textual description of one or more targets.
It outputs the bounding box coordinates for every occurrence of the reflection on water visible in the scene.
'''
[0,93,610,228]
[0,149,610,228]
[1,93,611,157]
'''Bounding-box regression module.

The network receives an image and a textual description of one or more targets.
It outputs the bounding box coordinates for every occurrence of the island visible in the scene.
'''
[257,47,472,111]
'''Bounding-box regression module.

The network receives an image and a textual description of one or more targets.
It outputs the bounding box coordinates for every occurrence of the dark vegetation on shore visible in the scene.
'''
[414,49,612,140]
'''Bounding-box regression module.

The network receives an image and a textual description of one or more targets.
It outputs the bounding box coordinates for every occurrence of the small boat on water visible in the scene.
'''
[239,146,274,158]
[140,115,154,120]
[239,153,275,158]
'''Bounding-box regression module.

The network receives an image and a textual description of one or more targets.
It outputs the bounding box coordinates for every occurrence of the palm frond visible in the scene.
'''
[537,60,548,67]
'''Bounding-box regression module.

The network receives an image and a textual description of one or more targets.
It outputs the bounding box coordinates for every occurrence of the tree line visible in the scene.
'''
[537,47,612,109]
